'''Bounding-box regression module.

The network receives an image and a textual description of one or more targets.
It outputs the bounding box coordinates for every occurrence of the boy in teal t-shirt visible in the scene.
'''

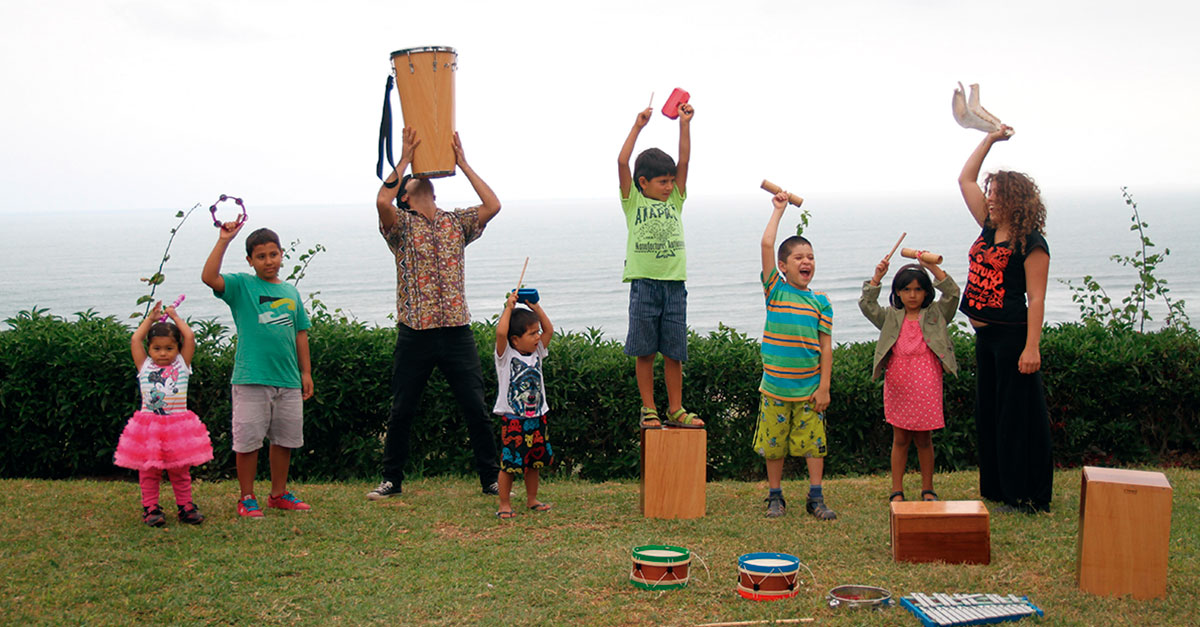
[616,101,703,430]
[202,221,314,518]
[755,191,837,521]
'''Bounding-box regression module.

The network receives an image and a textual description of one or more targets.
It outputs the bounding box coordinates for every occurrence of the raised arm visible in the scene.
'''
[377,126,418,232]
[958,125,1012,227]
[529,301,554,349]
[1019,248,1049,374]
[920,258,959,322]
[130,301,162,367]
[675,103,694,195]
[858,259,890,330]
[164,305,195,366]
[495,291,517,357]
[200,220,245,293]
[453,132,501,228]
[618,108,652,199]
[761,192,789,278]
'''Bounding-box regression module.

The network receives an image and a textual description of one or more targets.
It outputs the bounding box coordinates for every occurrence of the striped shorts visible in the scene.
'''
[624,279,688,361]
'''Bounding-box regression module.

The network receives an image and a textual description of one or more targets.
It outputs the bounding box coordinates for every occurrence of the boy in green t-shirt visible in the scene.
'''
[202,222,314,518]
[617,101,703,430]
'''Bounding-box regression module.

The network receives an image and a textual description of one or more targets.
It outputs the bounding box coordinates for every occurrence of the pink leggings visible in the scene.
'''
[138,467,194,508]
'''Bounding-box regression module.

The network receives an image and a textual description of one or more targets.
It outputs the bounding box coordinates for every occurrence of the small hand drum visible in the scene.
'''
[516,288,539,304]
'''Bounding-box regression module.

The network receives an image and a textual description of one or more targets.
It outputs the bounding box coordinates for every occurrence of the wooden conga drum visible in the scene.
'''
[390,46,457,179]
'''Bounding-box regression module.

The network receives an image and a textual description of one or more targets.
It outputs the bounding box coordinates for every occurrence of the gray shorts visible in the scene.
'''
[624,279,688,361]
[231,385,304,453]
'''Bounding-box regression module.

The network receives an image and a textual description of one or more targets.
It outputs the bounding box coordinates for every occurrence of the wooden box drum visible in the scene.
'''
[737,552,801,601]
[390,46,457,179]
[630,545,691,590]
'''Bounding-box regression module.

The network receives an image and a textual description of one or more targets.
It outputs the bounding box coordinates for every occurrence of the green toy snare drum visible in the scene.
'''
[630,545,691,590]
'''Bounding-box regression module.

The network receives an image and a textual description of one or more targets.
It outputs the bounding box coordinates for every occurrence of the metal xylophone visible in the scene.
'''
[899,593,1044,627]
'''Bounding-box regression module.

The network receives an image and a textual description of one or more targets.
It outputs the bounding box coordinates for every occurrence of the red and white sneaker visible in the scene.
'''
[237,495,264,518]
[268,491,311,511]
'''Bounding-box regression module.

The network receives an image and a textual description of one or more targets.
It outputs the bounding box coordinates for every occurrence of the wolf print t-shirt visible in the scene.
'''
[493,343,550,417]
[960,227,1050,325]
[215,273,311,388]
[620,184,687,282]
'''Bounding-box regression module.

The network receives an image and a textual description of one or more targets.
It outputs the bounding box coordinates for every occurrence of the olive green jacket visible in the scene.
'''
[858,275,960,380]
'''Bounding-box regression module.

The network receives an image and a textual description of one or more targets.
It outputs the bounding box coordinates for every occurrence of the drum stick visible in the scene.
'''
[648,91,654,109]
[884,232,906,261]
[515,257,529,290]
[901,248,943,264]
[696,614,816,619]
[760,180,804,207]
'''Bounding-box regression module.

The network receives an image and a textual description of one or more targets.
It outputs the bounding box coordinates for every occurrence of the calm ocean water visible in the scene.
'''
[3,189,1198,343]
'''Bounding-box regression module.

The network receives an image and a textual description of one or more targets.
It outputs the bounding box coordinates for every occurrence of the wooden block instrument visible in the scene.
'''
[760,180,804,207]
[899,593,1044,627]
[901,248,943,264]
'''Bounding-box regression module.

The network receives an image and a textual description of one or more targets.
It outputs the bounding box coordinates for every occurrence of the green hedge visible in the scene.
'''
[1,310,1197,481]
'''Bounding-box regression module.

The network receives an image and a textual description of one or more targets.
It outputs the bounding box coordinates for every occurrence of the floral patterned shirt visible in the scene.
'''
[381,205,484,329]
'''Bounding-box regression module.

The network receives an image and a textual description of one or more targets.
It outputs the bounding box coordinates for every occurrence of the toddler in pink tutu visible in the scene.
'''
[114,301,213,526]
[858,258,959,503]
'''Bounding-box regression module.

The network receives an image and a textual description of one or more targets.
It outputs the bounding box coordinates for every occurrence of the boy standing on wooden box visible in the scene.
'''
[754,191,836,520]
[616,102,704,430]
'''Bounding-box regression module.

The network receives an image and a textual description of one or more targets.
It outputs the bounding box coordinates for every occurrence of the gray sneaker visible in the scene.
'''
[806,496,837,520]
[367,480,401,500]
[764,494,786,518]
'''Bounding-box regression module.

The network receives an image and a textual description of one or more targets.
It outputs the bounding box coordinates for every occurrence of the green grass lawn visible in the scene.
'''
[2,468,1196,626]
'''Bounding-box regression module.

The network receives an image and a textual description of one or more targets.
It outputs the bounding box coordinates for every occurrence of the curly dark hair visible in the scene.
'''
[984,170,1046,254]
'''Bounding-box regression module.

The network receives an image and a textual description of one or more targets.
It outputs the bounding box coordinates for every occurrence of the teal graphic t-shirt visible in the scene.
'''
[215,273,311,388]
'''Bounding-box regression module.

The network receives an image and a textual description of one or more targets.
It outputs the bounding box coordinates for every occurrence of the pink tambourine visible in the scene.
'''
[662,88,690,119]
[210,194,247,228]
[159,295,185,322]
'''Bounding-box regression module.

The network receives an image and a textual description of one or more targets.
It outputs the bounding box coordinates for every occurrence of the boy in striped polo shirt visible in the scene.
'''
[754,191,837,520]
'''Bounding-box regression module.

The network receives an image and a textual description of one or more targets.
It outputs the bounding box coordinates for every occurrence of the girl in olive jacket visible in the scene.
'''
[859,256,959,503]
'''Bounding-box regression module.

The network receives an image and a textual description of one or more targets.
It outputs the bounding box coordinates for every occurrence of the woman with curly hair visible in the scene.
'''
[958,125,1052,514]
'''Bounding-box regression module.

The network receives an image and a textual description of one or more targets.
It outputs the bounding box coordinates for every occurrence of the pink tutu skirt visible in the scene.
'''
[114,410,214,471]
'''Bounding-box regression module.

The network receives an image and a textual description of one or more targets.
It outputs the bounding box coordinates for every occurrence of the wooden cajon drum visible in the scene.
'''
[890,501,990,565]
[639,428,706,519]
[1076,466,1172,599]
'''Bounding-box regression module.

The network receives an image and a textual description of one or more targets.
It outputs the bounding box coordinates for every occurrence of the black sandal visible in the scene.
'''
[921,490,939,501]
[889,491,905,503]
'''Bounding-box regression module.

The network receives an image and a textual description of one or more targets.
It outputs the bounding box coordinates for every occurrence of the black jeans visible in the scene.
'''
[381,324,499,486]
[973,323,1053,512]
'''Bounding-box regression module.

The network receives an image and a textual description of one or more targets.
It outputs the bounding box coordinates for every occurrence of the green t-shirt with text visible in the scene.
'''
[215,273,311,388]
[620,184,687,281]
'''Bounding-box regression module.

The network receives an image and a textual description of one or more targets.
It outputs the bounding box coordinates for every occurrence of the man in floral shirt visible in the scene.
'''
[368,127,503,499]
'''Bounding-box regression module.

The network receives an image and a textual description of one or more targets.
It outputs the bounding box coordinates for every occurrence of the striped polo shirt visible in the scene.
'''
[759,268,833,401]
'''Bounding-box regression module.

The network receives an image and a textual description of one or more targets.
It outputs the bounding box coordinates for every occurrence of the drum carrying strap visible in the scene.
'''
[376,75,395,181]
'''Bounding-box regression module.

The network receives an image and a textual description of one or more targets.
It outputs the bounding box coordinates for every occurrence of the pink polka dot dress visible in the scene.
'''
[884,318,944,431]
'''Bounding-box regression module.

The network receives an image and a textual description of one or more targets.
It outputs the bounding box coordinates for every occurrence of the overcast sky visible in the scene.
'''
[1,0,1197,213]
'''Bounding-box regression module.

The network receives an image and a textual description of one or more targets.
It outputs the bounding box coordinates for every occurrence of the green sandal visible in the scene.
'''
[639,406,662,429]
[664,408,705,429]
